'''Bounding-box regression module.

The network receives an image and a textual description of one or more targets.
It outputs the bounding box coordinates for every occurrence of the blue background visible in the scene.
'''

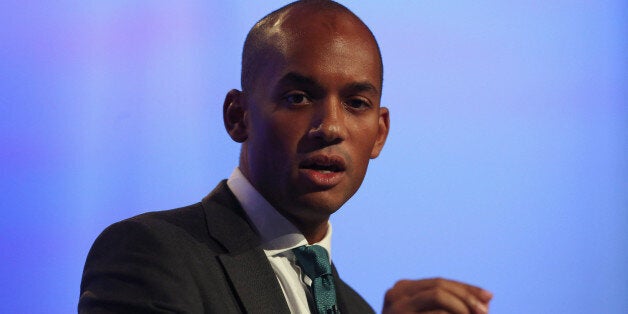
[1,1,626,313]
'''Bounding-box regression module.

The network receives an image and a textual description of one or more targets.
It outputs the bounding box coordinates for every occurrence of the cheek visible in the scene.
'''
[250,114,305,169]
[350,119,381,156]
[266,116,303,151]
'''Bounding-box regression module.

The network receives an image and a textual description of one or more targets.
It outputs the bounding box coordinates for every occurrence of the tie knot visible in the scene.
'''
[293,245,332,278]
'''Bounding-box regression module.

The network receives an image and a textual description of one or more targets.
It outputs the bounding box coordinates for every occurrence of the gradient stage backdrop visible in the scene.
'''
[1,1,626,313]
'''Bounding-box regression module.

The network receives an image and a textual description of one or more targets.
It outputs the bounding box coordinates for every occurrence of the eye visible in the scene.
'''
[345,98,371,110]
[283,93,312,107]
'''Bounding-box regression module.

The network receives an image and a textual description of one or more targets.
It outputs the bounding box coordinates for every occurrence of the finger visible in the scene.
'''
[433,279,492,313]
[388,278,492,314]
[406,288,474,314]
[397,278,492,302]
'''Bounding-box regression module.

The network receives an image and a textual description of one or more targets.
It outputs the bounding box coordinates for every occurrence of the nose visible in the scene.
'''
[307,97,346,144]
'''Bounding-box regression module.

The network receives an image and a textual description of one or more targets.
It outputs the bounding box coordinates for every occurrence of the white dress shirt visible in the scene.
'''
[227,168,333,314]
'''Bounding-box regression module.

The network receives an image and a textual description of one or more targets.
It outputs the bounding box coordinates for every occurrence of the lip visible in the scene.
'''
[298,154,346,189]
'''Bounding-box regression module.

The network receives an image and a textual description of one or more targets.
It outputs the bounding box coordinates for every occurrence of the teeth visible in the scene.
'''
[302,161,342,172]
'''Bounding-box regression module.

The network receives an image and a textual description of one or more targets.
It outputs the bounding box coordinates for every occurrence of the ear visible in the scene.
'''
[223,89,248,143]
[370,106,390,159]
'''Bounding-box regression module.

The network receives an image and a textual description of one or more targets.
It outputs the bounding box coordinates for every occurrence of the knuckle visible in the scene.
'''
[391,279,413,292]
[396,279,412,287]
[385,279,415,303]
[433,277,446,286]
[430,288,448,304]
[384,289,398,303]
[470,285,484,295]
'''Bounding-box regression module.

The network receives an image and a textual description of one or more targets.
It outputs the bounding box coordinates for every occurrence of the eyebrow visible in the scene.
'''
[344,81,380,96]
[274,72,380,97]
[275,72,324,93]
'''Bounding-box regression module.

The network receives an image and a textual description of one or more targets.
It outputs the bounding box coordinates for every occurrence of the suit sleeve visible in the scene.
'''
[78,218,205,313]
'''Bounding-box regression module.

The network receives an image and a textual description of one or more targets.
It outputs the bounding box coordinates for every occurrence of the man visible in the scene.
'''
[79,1,493,313]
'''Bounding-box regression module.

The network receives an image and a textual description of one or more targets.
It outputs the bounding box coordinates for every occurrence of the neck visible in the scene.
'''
[237,166,331,244]
[286,215,329,244]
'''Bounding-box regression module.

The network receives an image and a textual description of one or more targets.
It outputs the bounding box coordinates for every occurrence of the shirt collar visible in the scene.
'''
[227,168,332,261]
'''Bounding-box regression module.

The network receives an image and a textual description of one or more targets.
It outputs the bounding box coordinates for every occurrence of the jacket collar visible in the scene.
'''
[200,181,360,313]
[201,181,291,313]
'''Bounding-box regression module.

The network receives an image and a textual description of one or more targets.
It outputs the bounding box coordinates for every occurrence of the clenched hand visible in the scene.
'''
[383,278,493,314]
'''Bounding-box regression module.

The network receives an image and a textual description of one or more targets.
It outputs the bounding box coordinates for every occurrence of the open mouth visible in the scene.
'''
[299,155,346,173]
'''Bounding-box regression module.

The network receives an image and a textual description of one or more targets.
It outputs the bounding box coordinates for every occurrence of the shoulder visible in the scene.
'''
[111,203,211,246]
[92,179,241,253]
[79,201,238,312]
[94,203,201,246]
[87,196,237,264]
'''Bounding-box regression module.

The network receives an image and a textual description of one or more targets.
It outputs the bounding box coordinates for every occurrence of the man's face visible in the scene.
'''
[238,15,389,224]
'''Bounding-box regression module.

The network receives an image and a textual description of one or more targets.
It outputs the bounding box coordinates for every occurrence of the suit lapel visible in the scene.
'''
[202,182,290,314]
[332,263,350,313]
[219,250,290,313]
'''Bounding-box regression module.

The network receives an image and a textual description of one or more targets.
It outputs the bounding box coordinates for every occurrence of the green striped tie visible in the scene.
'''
[293,245,339,314]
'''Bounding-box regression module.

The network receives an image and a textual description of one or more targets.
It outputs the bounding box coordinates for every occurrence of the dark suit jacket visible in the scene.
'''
[79,181,375,313]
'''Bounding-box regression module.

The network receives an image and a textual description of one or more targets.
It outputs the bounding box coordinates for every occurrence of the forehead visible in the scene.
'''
[262,10,382,89]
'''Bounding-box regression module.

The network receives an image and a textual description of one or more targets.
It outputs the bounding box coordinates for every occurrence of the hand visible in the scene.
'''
[382,277,493,314]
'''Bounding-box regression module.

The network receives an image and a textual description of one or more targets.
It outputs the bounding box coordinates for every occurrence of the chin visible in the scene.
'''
[293,192,349,218]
